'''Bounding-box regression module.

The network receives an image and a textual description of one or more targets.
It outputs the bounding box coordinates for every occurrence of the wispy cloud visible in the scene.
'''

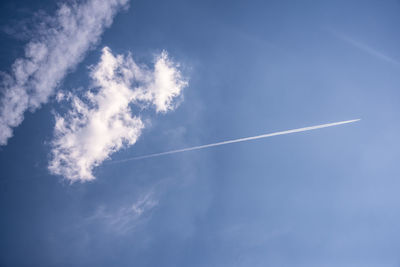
[49,47,187,182]
[333,32,400,66]
[0,0,129,145]
[87,192,158,235]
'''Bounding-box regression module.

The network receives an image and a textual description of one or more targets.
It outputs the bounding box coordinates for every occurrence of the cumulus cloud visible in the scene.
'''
[0,0,129,145]
[49,47,187,182]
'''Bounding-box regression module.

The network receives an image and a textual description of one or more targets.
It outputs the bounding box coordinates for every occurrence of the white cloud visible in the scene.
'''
[88,192,158,234]
[49,47,187,182]
[0,0,129,145]
[131,191,159,216]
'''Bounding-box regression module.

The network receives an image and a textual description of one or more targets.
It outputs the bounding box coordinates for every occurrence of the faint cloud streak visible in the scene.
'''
[87,192,158,235]
[333,31,400,67]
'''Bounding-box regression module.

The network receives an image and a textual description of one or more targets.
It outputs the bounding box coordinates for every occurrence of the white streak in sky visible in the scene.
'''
[334,32,400,66]
[115,119,360,162]
[86,191,158,235]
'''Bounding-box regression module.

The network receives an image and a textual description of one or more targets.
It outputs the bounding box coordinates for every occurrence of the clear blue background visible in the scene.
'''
[1,0,400,266]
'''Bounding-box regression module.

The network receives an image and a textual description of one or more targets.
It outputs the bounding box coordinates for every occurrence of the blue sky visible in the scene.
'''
[1,0,400,266]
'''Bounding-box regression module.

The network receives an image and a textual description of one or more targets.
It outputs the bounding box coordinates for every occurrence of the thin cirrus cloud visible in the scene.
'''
[88,192,158,234]
[49,47,187,182]
[0,0,129,145]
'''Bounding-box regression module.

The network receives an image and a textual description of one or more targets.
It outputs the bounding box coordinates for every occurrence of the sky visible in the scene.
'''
[0,0,400,266]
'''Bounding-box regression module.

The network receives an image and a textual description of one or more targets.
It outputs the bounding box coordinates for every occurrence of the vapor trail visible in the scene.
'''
[114,119,360,162]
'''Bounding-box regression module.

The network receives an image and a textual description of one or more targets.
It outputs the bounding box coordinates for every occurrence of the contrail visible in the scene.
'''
[113,119,360,162]
[328,29,400,67]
